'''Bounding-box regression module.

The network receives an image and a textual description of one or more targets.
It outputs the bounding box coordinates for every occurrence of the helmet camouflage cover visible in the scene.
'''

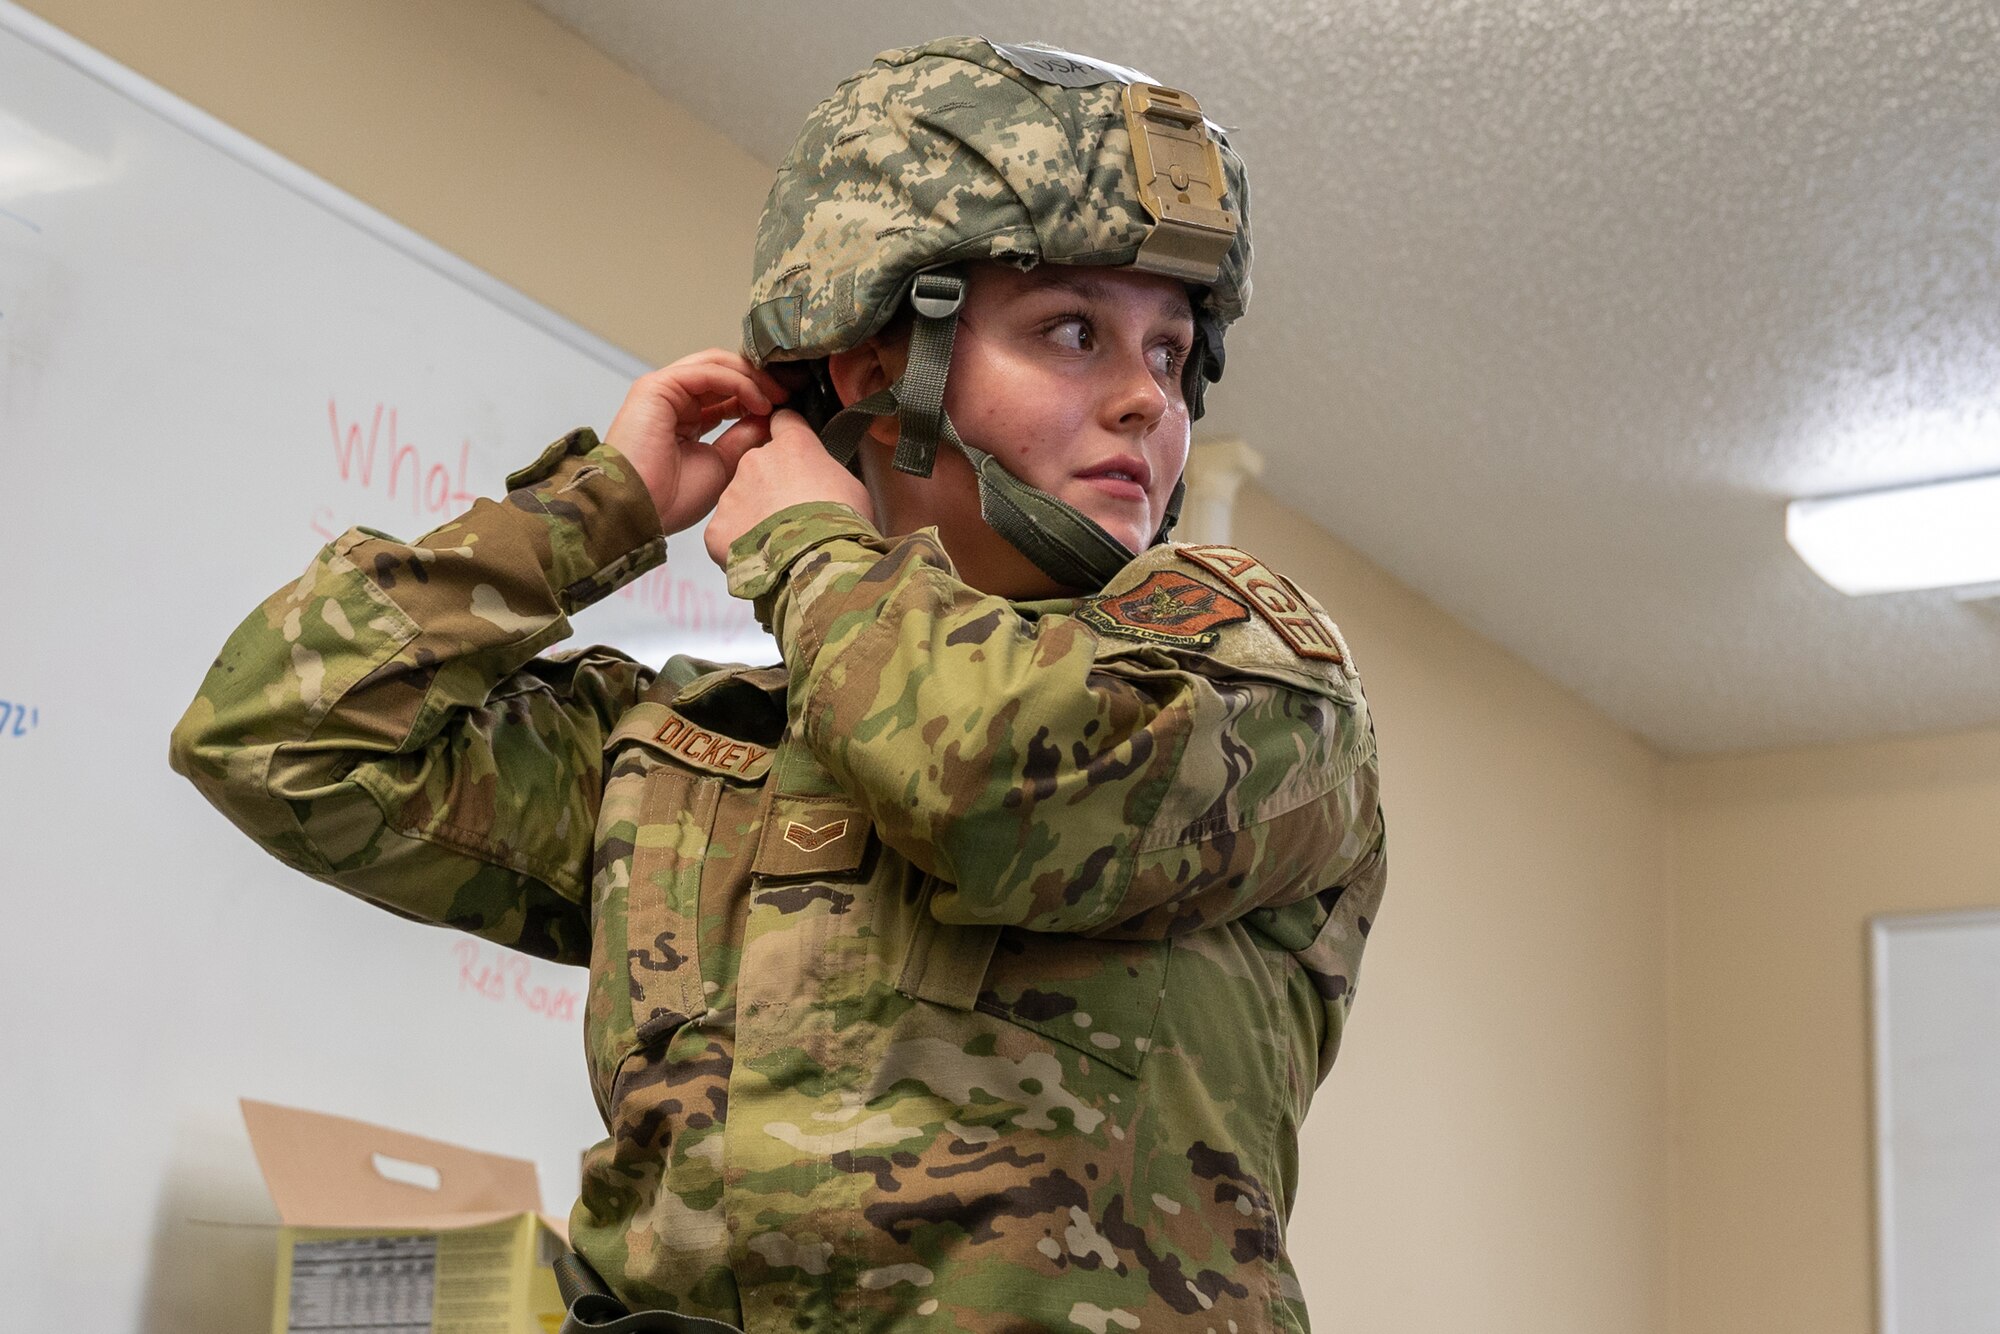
[742,36,1254,589]
[744,36,1251,368]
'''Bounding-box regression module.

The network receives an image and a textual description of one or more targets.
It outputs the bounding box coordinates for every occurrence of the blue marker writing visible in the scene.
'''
[0,700,42,737]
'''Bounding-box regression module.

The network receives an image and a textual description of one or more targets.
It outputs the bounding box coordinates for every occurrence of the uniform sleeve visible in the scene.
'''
[168,430,667,964]
[727,503,1383,939]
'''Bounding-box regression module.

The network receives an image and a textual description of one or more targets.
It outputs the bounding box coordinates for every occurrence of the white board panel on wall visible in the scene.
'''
[1873,908,2000,1334]
[0,5,773,1331]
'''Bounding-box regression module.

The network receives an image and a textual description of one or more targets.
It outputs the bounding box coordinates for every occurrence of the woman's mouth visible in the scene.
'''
[1077,456,1152,502]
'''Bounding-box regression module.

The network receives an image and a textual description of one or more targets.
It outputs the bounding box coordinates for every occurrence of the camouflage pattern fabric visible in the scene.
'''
[742,36,1252,367]
[170,433,1386,1333]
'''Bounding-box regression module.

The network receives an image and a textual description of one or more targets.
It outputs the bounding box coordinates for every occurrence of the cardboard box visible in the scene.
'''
[241,1099,570,1334]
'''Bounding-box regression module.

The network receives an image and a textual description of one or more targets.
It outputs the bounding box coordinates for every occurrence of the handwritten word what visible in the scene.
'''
[322,399,476,528]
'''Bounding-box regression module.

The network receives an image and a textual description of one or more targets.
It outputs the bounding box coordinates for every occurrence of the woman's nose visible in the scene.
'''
[1104,344,1171,432]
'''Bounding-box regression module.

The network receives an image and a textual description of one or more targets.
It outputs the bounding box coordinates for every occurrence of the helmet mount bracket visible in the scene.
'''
[1124,84,1239,286]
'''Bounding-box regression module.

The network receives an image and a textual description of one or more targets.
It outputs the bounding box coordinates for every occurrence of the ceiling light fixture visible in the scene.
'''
[1786,472,2000,597]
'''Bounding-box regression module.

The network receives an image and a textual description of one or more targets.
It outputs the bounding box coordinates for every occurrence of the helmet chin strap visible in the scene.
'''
[818,270,1189,594]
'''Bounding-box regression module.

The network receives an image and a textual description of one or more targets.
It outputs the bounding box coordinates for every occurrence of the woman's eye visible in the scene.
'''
[1149,341,1189,378]
[1047,316,1090,350]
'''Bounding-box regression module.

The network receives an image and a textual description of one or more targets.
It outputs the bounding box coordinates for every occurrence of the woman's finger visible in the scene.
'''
[710,414,772,471]
[689,394,743,425]
[669,348,791,407]
[648,363,774,416]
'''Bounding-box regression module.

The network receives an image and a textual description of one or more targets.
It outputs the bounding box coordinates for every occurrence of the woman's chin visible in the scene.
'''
[1104,518,1155,556]
[1065,502,1152,556]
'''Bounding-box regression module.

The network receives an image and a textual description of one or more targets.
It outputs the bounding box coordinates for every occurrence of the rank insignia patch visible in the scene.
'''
[1079,570,1251,648]
[783,818,849,853]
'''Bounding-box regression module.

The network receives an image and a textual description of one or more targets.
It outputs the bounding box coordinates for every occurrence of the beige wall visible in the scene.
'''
[1667,724,2000,1334]
[1241,486,1674,1333]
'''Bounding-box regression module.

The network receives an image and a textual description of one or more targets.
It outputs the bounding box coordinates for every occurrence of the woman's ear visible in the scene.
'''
[826,336,908,447]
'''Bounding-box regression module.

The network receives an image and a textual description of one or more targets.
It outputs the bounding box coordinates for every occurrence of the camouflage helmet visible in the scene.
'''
[742,36,1254,592]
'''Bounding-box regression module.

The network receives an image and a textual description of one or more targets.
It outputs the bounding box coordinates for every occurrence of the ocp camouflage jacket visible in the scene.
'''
[169,431,1387,1334]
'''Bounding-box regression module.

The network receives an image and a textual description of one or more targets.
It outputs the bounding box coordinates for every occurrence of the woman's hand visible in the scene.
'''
[705,409,876,567]
[604,349,790,536]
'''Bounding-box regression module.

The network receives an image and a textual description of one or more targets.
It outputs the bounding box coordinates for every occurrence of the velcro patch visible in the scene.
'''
[1079,570,1250,649]
[1177,545,1347,663]
[986,41,1157,89]
[754,798,871,877]
[653,712,772,779]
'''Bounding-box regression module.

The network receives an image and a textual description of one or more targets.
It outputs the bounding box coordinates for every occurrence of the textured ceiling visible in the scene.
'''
[527,0,2000,754]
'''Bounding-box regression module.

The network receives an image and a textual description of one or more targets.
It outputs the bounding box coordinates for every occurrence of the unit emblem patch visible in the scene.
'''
[1177,544,1347,663]
[1079,570,1251,649]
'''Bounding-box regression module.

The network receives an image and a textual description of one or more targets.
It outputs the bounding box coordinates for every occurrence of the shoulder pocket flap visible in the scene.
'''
[753,795,871,876]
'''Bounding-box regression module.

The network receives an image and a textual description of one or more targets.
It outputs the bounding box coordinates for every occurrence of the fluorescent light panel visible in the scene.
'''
[1787,472,2000,596]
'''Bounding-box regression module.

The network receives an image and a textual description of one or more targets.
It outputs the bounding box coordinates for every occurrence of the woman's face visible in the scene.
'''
[849,261,1197,599]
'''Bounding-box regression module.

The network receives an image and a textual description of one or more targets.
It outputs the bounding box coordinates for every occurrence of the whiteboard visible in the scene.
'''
[0,5,773,1331]
[1872,908,2000,1334]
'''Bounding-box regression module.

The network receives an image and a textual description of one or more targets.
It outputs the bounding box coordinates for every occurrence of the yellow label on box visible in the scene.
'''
[271,1216,564,1334]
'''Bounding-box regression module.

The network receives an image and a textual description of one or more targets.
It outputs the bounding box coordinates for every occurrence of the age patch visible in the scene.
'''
[1079,570,1250,649]
[1177,544,1347,663]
